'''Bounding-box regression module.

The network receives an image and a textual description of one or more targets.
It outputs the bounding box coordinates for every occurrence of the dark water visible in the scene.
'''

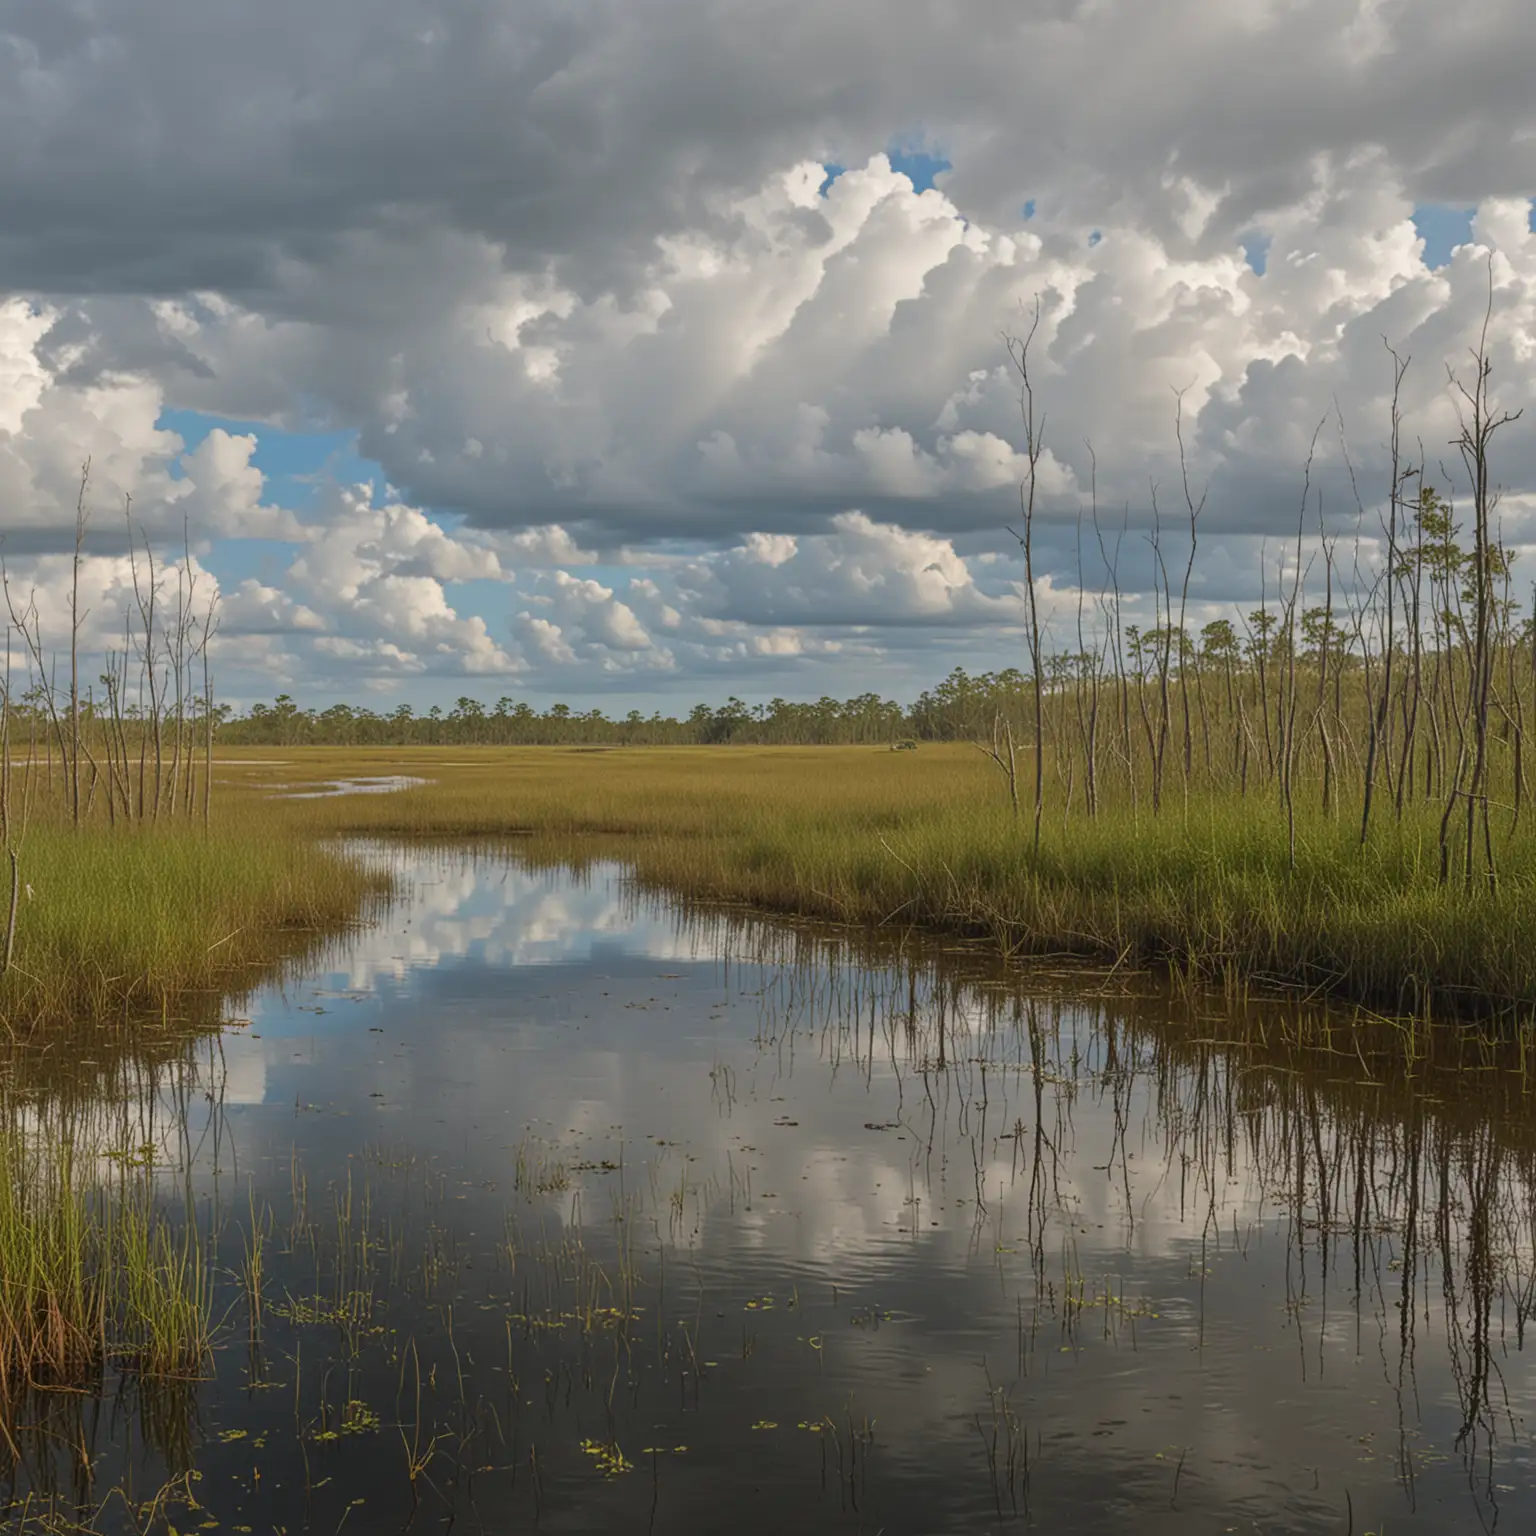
[6,843,1536,1533]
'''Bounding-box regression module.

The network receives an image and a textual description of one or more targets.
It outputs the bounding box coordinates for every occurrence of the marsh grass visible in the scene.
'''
[0,810,390,1034]
[0,1124,212,1431]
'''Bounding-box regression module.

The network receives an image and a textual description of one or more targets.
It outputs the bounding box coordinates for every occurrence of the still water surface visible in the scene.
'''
[8,844,1536,1532]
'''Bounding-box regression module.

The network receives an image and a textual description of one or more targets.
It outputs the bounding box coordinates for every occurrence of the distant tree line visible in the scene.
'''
[215,688,928,746]
[205,670,1171,747]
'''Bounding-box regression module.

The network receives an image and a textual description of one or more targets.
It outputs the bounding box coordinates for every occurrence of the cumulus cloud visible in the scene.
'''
[3,0,1533,295]
[491,525,599,567]
[26,150,1531,557]
[218,578,326,636]
[679,510,1024,628]
[0,547,221,683]
[514,569,671,674]
[289,489,505,594]
[0,297,302,552]
[274,487,522,681]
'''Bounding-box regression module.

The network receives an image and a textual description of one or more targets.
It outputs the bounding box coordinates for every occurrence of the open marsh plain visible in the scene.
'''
[4,751,1536,1531]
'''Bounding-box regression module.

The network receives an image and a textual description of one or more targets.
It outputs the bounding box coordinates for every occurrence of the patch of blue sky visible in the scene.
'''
[885,145,951,193]
[158,407,392,588]
[1411,204,1475,270]
[200,536,306,592]
[1240,232,1271,275]
[820,137,952,198]
[444,574,515,618]
[156,408,384,509]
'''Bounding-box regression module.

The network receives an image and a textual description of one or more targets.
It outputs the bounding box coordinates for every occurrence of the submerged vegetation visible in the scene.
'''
[0,1119,211,1436]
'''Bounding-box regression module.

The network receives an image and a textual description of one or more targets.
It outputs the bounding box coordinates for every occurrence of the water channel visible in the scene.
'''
[5,842,1536,1532]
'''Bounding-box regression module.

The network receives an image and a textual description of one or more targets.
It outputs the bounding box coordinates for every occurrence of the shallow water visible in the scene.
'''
[266,774,430,798]
[6,844,1536,1533]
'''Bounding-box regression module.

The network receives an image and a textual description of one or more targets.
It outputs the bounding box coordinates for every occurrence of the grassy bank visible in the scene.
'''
[211,745,1536,1031]
[0,814,388,1035]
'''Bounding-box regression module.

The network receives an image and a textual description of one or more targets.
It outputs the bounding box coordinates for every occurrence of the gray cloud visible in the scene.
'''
[4,0,1534,297]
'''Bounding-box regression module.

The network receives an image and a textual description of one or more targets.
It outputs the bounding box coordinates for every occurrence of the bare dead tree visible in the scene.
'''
[1281,421,1326,872]
[1358,346,1409,842]
[1093,499,1136,812]
[1079,442,1102,817]
[1449,255,1523,890]
[68,457,91,829]
[1315,503,1339,817]
[0,627,23,977]
[1145,482,1174,814]
[199,587,220,831]
[123,496,166,820]
[1395,451,1428,818]
[2,571,71,802]
[1003,294,1048,856]
[1172,388,1206,806]
[977,713,1021,817]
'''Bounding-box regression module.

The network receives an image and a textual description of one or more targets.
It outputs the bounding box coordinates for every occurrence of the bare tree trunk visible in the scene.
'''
[1073,460,1098,818]
[1451,257,1521,890]
[1362,348,1408,842]
[0,635,24,978]
[203,610,217,832]
[1004,296,1048,856]
[1173,389,1205,804]
[1395,494,1426,818]
[1,846,16,978]
[978,713,1020,817]
[68,458,91,828]
[1283,424,1324,872]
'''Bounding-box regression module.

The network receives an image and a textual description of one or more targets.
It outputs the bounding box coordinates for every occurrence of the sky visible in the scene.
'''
[1,0,1534,713]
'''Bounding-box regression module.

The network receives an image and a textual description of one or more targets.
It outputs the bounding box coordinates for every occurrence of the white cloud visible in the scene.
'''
[219,578,325,635]
[513,569,669,672]
[268,486,521,679]
[0,299,304,550]
[492,525,598,566]
[682,511,1023,628]
[518,615,577,667]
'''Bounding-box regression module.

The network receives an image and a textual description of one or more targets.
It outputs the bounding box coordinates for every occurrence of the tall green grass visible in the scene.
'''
[0,812,389,1033]
[0,1125,211,1425]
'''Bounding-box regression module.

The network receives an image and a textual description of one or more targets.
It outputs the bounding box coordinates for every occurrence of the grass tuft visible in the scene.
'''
[0,1125,211,1424]
[0,813,389,1034]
